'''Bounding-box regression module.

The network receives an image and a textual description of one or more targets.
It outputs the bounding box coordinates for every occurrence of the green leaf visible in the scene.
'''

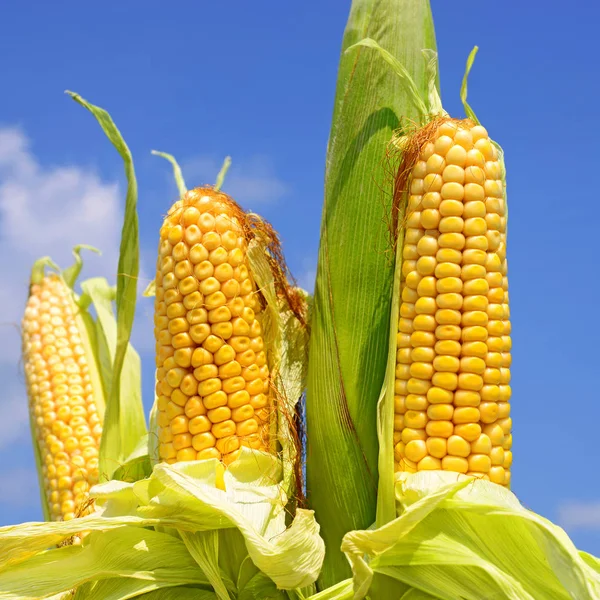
[81,277,146,481]
[152,149,187,197]
[305,0,437,587]
[68,90,147,481]
[341,472,600,600]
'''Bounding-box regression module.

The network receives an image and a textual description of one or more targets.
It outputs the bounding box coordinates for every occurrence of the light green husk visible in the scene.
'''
[305,0,438,588]
[0,451,324,598]
[341,472,600,600]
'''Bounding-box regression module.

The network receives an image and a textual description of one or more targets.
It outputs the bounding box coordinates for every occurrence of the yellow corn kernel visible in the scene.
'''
[426,437,447,458]
[453,423,481,442]
[447,435,470,457]
[404,439,427,463]
[426,420,453,438]
[442,456,468,473]
[427,404,453,420]
[468,454,491,473]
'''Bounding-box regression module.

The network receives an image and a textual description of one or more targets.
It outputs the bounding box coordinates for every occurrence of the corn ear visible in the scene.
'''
[22,249,105,521]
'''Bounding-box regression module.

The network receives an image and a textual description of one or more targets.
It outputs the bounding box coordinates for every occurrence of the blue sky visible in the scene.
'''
[0,0,599,556]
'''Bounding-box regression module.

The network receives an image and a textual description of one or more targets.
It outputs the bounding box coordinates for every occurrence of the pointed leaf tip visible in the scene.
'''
[460,46,480,124]
[214,156,232,191]
[152,150,187,197]
[62,245,101,289]
[345,38,428,119]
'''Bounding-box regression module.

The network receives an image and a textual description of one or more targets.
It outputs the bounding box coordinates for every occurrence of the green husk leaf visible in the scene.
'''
[305,579,353,600]
[214,156,232,191]
[341,472,600,600]
[81,277,146,481]
[111,433,152,483]
[180,530,234,600]
[74,579,217,600]
[345,39,427,118]
[247,235,309,497]
[62,244,101,289]
[238,572,287,600]
[460,46,480,124]
[68,91,147,481]
[0,451,324,595]
[0,526,208,599]
[93,454,323,590]
[375,183,406,528]
[152,149,187,198]
[126,456,324,589]
[29,256,60,285]
[138,588,218,600]
[421,49,444,116]
[306,0,437,587]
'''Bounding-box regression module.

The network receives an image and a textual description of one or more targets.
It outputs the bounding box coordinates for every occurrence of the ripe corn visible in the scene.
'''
[155,187,272,466]
[22,274,103,520]
[394,119,512,487]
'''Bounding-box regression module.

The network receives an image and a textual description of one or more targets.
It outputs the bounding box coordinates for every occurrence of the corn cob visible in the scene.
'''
[394,119,512,487]
[155,187,272,466]
[22,274,103,520]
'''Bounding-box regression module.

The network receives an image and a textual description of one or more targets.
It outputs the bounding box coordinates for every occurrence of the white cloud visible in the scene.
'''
[558,502,600,530]
[0,126,151,455]
[181,155,288,206]
[0,127,122,353]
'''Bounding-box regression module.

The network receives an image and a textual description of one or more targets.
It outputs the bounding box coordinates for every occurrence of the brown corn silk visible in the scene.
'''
[393,117,512,486]
[155,187,286,466]
[22,274,102,520]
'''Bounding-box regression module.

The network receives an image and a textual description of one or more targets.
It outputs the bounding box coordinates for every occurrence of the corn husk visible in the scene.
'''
[305,0,438,588]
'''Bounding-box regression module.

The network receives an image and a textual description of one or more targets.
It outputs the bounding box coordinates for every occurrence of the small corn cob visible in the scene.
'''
[155,187,272,466]
[22,274,103,520]
[394,119,512,486]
